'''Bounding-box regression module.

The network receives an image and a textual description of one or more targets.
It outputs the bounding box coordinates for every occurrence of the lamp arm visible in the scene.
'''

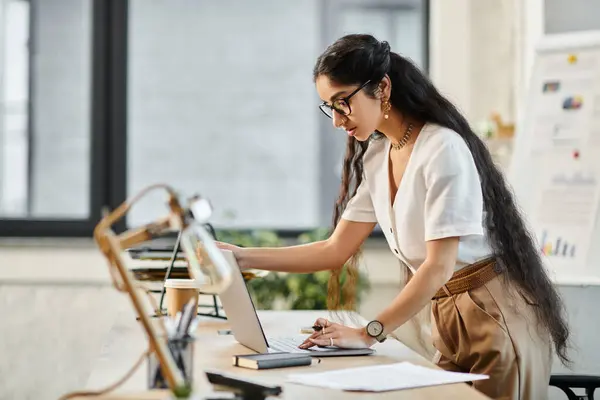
[92,183,190,393]
[95,184,186,253]
[98,183,180,230]
[116,215,175,251]
[103,232,186,391]
[92,183,230,396]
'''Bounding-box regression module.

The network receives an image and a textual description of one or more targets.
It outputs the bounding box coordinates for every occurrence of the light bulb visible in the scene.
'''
[180,223,233,294]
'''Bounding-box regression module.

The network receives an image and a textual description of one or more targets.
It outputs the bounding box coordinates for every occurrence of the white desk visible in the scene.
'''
[79,310,489,399]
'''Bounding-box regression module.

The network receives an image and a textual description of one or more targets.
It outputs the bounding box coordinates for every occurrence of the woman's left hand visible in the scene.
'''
[298,317,377,350]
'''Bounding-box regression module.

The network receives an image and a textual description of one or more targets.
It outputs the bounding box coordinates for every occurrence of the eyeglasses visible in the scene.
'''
[319,80,371,119]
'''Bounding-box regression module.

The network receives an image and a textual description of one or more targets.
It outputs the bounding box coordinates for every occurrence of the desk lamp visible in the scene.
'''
[93,183,234,395]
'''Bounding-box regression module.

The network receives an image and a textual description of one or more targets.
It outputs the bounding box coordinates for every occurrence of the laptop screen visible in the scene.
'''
[218,251,271,353]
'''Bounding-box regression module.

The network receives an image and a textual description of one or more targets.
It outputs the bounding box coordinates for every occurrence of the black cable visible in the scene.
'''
[204,222,217,241]
[156,222,224,319]
[158,229,184,315]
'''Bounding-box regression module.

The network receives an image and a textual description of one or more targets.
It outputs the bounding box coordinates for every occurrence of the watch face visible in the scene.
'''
[367,320,383,337]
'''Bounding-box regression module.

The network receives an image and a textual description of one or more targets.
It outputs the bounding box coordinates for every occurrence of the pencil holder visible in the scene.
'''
[147,336,195,390]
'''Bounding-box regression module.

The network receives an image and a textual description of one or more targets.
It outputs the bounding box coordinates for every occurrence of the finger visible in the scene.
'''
[319,330,341,341]
[216,241,239,252]
[215,241,230,250]
[299,337,318,349]
[314,317,330,327]
[300,334,316,346]
[323,322,343,332]
[321,323,342,336]
[300,329,335,348]
[308,338,336,348]
[311,330,340,344]
[299,330,321,347]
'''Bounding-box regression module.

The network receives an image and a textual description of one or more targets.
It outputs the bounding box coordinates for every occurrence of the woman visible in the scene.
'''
[218,34,570,399]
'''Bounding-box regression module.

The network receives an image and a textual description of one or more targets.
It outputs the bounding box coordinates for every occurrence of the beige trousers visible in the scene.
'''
[431,275,553,400]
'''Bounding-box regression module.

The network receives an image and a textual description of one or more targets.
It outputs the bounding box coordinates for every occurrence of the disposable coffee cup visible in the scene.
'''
[164,279,201,317]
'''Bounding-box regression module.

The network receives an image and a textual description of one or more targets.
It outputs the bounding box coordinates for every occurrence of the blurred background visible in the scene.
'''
[1,0,599,399]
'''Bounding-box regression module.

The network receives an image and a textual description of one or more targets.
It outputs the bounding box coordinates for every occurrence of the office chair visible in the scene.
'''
[550,374,600,400]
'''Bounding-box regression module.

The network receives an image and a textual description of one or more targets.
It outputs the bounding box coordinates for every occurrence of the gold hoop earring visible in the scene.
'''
[382,99,391,120]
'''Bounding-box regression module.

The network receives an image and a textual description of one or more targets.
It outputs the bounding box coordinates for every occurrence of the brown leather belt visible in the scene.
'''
[432,257,499,300]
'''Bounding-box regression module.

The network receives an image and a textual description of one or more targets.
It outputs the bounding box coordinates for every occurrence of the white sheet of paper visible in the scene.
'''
[287,362,488,392]
[529,50,600,153]
[528,152,600,270]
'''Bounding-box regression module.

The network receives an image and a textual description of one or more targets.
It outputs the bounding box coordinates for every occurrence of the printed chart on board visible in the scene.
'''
[530,50,600,153]
[511,32,600,275]
[528,153,600,270]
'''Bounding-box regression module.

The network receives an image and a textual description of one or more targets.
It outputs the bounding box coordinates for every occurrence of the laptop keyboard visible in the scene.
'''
[267,335,335,353]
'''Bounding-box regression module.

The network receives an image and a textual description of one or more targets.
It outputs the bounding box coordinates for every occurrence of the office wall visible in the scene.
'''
[429,0,518,126]
[469,0,518,125]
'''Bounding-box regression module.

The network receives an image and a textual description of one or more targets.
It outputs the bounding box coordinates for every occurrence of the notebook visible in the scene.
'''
[233,352,312,370]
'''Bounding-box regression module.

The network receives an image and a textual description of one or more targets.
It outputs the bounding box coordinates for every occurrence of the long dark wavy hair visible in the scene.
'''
[314,34,570,365]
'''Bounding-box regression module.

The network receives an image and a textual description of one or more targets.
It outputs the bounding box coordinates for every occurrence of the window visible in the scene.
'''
[1,0,93,219]
[1,0,30,217]
[0,0,125,236]
[1,0,428,236]
[127,0,428,232]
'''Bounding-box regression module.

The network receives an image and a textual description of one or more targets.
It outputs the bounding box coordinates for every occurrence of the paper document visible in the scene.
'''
[528,50,600,153]
[528,153,600,270]
[287,362,488,392]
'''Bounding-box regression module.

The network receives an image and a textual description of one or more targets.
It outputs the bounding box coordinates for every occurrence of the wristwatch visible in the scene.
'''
[366,320,387,343]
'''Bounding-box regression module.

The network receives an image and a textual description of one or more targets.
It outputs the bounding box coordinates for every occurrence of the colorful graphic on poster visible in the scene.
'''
[539,230,577,258]
[536,225,590,270]
[542,81,560,93]
[562,95,583,110]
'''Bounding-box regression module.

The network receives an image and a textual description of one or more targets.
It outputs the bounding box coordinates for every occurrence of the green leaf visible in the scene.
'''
[214,228,369,310]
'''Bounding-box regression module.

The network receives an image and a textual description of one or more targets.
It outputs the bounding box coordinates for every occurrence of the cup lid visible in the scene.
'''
[164,279,202,289]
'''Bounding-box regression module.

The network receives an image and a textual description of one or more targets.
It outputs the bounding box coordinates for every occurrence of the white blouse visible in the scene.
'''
[342,123,492,273]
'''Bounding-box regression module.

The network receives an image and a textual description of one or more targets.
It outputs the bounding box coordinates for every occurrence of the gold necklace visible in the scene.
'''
[391,123,414,150]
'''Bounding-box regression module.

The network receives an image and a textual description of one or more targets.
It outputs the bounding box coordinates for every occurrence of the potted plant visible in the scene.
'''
[215,228,370,310]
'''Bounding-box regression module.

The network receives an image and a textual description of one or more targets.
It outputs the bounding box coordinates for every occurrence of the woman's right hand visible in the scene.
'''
[196,241,244,268]
[214,241,240,253]
[213,241,248,269]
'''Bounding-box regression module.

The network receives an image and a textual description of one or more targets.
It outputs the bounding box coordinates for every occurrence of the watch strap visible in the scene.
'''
[376,332,387,342]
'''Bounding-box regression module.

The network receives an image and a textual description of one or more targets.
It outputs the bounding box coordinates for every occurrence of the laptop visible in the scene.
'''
[218,250,374,357]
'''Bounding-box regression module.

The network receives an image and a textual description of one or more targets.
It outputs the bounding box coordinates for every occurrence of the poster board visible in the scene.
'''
[509,30,600,285]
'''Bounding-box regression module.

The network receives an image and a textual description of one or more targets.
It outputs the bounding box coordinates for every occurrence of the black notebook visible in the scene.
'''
[233,352,312,370]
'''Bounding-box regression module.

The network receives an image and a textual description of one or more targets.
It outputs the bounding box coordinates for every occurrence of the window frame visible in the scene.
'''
[0,0,127,237]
